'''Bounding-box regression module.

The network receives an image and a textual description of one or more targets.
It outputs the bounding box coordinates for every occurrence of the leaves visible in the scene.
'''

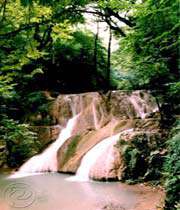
[112,0,179,89]
[20,0,33,7]
[0,118,38,167]
[164,122,180,209]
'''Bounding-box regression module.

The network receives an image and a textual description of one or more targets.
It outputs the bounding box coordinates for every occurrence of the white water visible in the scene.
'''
[129,91,157,119]
[10,115,79,178]
[68,129,133,182]
[9,91,158,180]
[129,95,147,119]
[92,102,100,130]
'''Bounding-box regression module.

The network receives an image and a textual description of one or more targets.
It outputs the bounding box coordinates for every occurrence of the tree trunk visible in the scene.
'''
[94,20,99,87]
[107,27,112,89]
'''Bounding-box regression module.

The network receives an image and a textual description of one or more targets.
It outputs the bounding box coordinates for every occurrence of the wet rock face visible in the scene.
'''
[58,120,119,173]
[55,90,164,180]
[101,203,126,210]
[110,90,158,119]
[51,92,105,126]
[51,90,158,123]
[17,90,164,180]
[21,90,160,147]
[30,125,61,146]
[38,90,159,146]
[118,131,167,181]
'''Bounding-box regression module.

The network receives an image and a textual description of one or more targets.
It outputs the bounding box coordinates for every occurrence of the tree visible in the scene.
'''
[107,27,112,88]
[112,0,179,89]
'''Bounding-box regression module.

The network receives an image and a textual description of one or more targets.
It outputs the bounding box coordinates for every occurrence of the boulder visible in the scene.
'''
[57,119,120,173]
[30,125,61,146]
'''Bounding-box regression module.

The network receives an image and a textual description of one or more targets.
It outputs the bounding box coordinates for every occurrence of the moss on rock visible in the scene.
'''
[118,132,166,183]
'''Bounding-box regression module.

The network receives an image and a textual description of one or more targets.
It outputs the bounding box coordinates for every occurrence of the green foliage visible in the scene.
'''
[48,30,107,92]
[0,118,39,167]
[20,91,55,125]
[119,133,165,183]
[113,0,179,89]
[0,0,109,94]
[120,143,142,181]
[164,121,180,210]
[167,82,180,114]
[0,76,15,98]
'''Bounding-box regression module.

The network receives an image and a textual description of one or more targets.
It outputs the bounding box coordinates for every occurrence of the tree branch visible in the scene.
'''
[0,20,50,39]
[104,16,126,37]
[0,6,133,39]
[73,7,133,36]
[105,7,135,27]
[0,0,8,23]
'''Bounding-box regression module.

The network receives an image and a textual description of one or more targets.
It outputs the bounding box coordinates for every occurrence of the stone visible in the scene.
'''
[13,90,168,181]
[30,125,61,146]
[57,119,120,173]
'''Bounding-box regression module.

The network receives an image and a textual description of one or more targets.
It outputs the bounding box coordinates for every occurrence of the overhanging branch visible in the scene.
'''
[0,20,51,39]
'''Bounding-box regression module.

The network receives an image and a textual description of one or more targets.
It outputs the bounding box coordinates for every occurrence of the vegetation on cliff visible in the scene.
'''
[0,118,39,168]
[119,132,166,183]
[164,120,180,210]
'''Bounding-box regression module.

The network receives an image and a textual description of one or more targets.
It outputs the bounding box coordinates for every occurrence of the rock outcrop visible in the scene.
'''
[55,90,165,180]
[30,125,61,147]
[88,131,166,181]
[13,90,167,181]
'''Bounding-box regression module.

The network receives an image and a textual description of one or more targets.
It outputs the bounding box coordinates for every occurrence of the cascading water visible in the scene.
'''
[10,114,79,178]
[9,91,159,180]
[129,91,157,119]
[92,102,99,130]
[68,129,133,182]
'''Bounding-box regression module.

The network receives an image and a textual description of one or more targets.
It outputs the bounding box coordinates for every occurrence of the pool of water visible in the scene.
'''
[0,173,164,210]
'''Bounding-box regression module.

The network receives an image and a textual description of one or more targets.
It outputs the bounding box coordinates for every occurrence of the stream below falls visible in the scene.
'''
[0,173,164,210]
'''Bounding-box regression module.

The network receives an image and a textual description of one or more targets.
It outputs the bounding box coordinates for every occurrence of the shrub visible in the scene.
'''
[22,91,54,125]
[119,132,165,183]
[164,120,180,210]
[0,118,39,167]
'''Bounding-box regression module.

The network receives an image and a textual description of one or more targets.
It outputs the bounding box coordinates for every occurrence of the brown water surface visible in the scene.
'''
[0,173,164,210]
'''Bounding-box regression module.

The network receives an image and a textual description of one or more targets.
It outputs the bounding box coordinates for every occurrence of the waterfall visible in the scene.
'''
[9,91,159,180]
[129,91,157,119]
[68,129,133,182]
[10,114,79,178]
[92,102,99,130]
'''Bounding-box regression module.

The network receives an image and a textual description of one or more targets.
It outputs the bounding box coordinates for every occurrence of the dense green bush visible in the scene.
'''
[0,118,40,167]
[119,133,165,183]
[164,121,180,210]
[21,91,54,125]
